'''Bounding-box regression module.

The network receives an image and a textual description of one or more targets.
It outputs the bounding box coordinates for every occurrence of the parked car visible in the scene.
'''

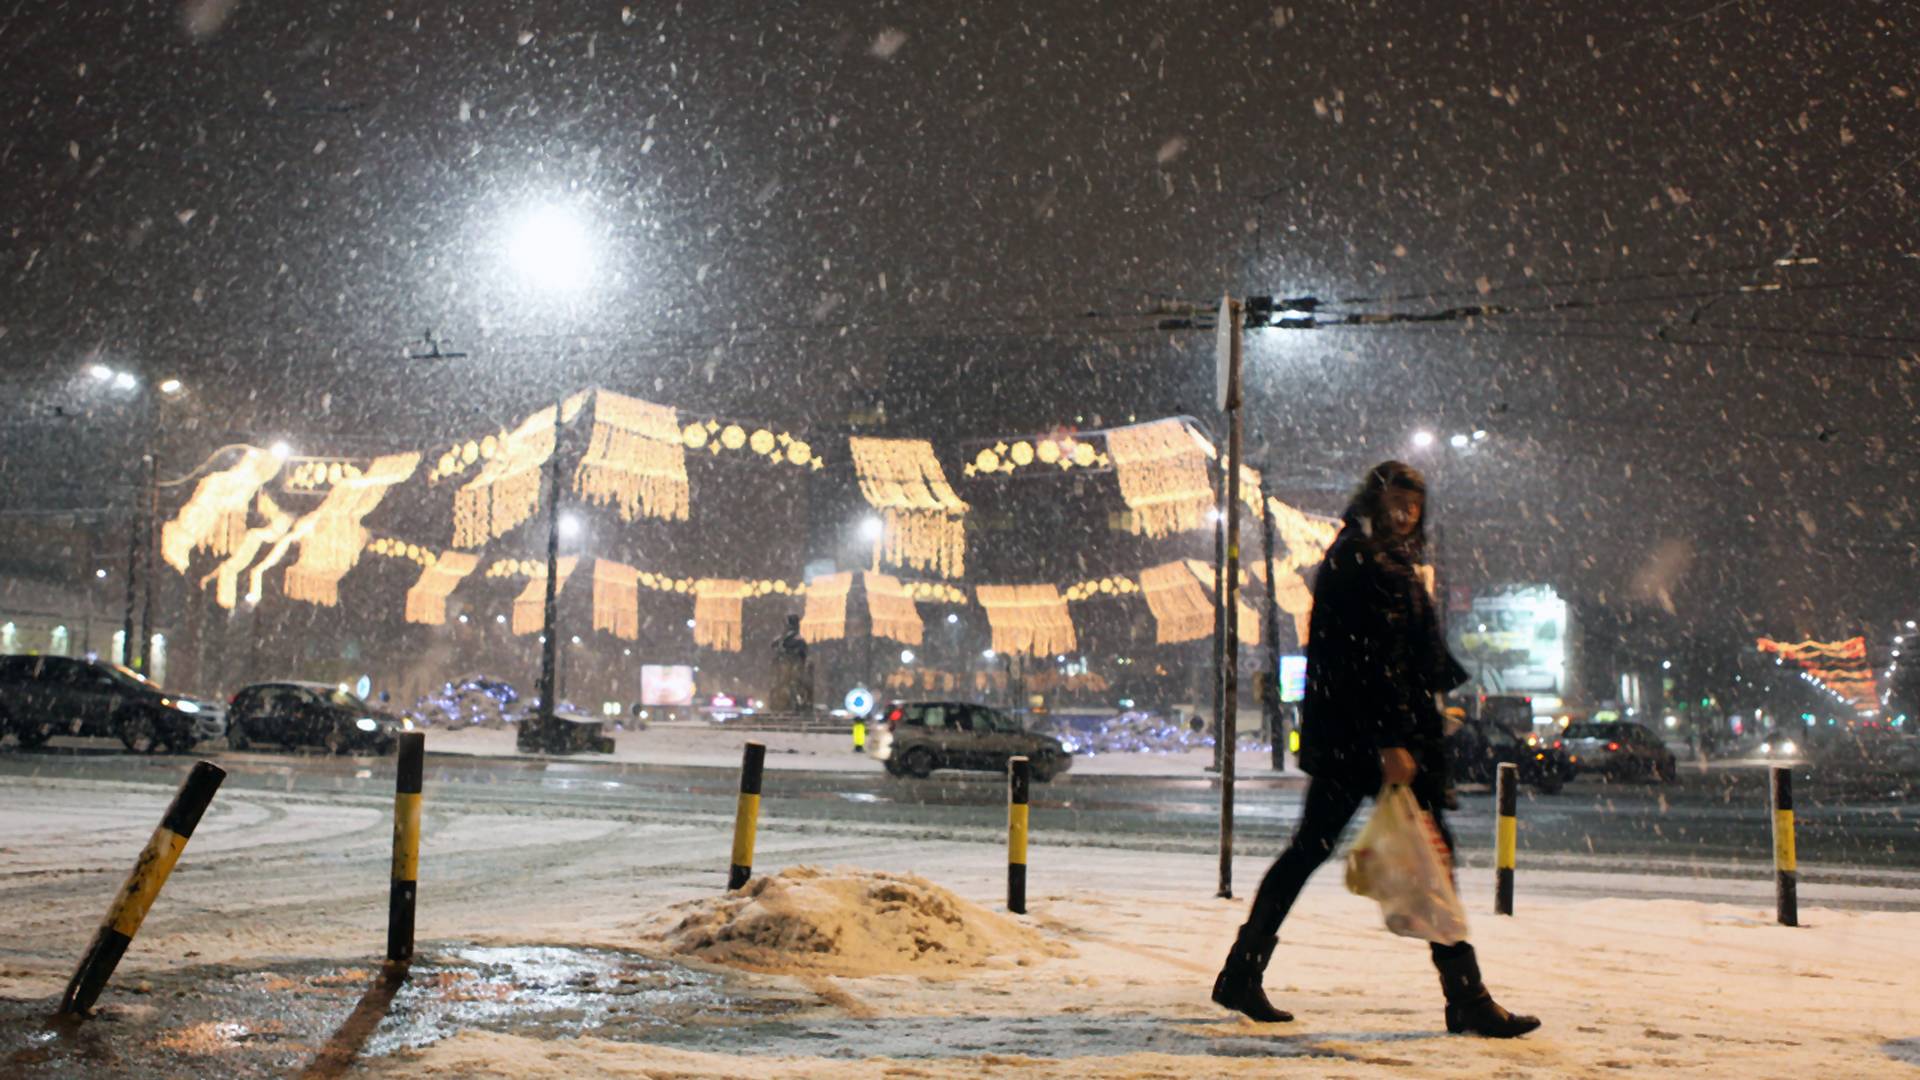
[1561,721,1677,781]
[868,700,1072,781]
[226,681,403,754]
[0,655,223,753]
[1447,718,1571,794]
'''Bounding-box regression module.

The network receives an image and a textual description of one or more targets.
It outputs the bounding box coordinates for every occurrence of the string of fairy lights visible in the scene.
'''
[156,389,1341,658]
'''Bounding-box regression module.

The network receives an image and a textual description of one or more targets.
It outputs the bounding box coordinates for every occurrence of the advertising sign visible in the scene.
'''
[1449,585,1570,697]
[1280,654,1308,703]
[641,664,697,707]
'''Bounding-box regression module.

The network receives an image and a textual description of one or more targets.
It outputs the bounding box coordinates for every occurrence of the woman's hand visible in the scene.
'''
[1380,747,1417,785]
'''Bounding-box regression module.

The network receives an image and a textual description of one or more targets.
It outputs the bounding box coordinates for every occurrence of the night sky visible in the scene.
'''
[4,1,1918,671]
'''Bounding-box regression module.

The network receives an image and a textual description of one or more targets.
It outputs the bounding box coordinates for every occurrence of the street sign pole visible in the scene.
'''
[1219,295,1243,900]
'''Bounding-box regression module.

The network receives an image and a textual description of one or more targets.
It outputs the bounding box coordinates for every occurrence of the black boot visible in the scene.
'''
[1211,932,1294,1023]
[1433,944,1539,1038]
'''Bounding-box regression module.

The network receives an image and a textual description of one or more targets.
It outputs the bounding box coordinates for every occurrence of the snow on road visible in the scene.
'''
[1,777,1914,1077]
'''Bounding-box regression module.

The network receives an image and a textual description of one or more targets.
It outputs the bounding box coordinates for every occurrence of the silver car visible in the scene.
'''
[867,700,1072,781]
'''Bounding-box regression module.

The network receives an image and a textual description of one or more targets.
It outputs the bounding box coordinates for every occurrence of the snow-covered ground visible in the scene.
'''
[2,777,1914,1077]
[419,721,1300,779]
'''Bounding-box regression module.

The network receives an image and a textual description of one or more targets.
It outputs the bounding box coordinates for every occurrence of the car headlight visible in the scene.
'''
[175,700,201,714]
[1760,742,1771,754]
[1781,740,1796,755]
[355,717,379,733]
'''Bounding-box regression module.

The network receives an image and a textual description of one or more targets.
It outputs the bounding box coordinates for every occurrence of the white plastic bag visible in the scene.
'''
[1344,784,1471,946]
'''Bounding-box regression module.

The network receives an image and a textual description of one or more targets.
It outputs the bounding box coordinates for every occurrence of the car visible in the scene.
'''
[1561,721,1677,781]
[1447,718,1571,794]
[868,700,1073,781]
[226,681,404,754]
[0,654,223,753]
[1754,729,1804,760]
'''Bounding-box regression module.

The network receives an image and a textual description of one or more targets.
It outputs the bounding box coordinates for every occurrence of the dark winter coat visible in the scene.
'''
[1297,519,1470,791]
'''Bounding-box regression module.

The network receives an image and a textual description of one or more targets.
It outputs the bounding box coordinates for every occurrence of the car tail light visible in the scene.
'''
[886,707,903,731]
[1553,740,1563,750]
[1607,741,1620,751]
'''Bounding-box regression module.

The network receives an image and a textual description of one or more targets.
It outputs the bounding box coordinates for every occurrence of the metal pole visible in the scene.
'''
[1008,755,1031,914]
[1258,476,1283,770]
[61,760,226,1014]
[137,453,157,675]
[121,504,138,667]
[1210,459,1227,772]
[1494,761,1517,915]
[1771,765,1797,926]
[1218,297,1243,900]
[728,742,766,890]
[387,731,425,964]
[536,400,563,750]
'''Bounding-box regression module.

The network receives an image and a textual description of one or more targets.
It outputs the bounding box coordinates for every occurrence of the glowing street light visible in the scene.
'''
[900,649,915,664]
[269,440,294,460]
[1411,430,1436,449]
[508,204,594,293]
[858,516,885,543]
[159,378,184,395]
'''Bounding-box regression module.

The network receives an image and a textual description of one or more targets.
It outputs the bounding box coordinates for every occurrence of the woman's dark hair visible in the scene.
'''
[1343,460,1428,556]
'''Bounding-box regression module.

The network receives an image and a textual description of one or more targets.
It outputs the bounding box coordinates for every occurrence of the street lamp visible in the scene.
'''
[270,440,293,460]
[507,204,594,293]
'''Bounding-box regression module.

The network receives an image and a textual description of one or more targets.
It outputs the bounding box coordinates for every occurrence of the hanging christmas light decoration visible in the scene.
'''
[161,448,282,573]
[901,580,968,604]
[453,396,587,548]
[512,557,579,636]
[1105,419,1214,538]
[283,453,421,606]
[962,435,1108,477]
[403,551,482,626]
[198,494,292,609]
[694,578,752,652]
[592,559,642,641]
[848,436,968,578]
[573,391,690,524]
[864,570,924,645]
[1180,558,1260,646]
[800,571,853,642]
[1758,637,1877,707]
[1139,561,1214,644]
[975,584,1077,657]
[1062,576,1141,602]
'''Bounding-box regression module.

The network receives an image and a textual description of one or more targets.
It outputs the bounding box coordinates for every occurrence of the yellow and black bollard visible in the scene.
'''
[851,720,866,755]
[1494,761,1518,916]
[1008,755,1030,914]
[61,760,226,1015]
[1771,765,1797,927]
[387,731,425,965]
[728,742,766,890]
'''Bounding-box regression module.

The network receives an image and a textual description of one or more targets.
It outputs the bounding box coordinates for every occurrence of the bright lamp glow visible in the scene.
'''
[88,364,113,381]
[1448,433,1470,449]
[900,649,915,664]
[159,378,183,395]
[270,440,293,460]
[112,371,138,390]
[1411,430,1436,449]
[508,204,594,292]
[858,516,884,542]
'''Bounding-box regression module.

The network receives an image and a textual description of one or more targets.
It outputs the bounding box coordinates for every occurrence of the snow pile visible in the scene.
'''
[646,865,1071,977]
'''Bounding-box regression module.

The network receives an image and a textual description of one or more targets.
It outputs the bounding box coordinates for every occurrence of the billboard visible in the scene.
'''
[641,664,697,707]
[1449,585,1572,698]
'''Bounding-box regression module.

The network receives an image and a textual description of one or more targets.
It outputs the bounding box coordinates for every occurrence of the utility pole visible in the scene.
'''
[1258,474,1284,770]
[120,505,138,668]
[137,454,157,676]
[535,400,564,751]
[1210,462,1227,772]
[1218,295,1244,900]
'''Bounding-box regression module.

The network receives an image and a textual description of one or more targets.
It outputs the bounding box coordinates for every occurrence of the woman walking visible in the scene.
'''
[1211,460,1540,1038]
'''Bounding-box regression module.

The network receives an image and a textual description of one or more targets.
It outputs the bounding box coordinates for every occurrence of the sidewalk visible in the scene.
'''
[420,722,1306,780]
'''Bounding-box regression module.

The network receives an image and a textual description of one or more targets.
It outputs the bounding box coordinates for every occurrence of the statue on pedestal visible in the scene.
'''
[769,613,813,713]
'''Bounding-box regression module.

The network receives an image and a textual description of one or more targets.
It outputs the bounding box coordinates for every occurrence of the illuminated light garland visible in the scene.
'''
[403,551,481,626]
[591,559,642,641]
[512,557,579,636]
[800,571,853,643]
[1757,636,1878,708]
[573,391,690,524]
[1027,670,1111,696]
[681,418,822,471]
[1139,561,1214,644]
[161,448,282,573]
[1062,576,1141,602]
[453,395,588,548]
[1182,558,1260,647]
[963,435,1107,477]
[284,460,365,491]
[283,453,421,607]
[1106,420,1214,538]
[848,436,968,578]
[428,433,504,484]
[902,581,968,604]
[1757,637,1867,661]
[198,493,292,609]
[974,584,1076,658]
[864,571,924,646]
[367,537,436,568]
[693,578,752,653]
